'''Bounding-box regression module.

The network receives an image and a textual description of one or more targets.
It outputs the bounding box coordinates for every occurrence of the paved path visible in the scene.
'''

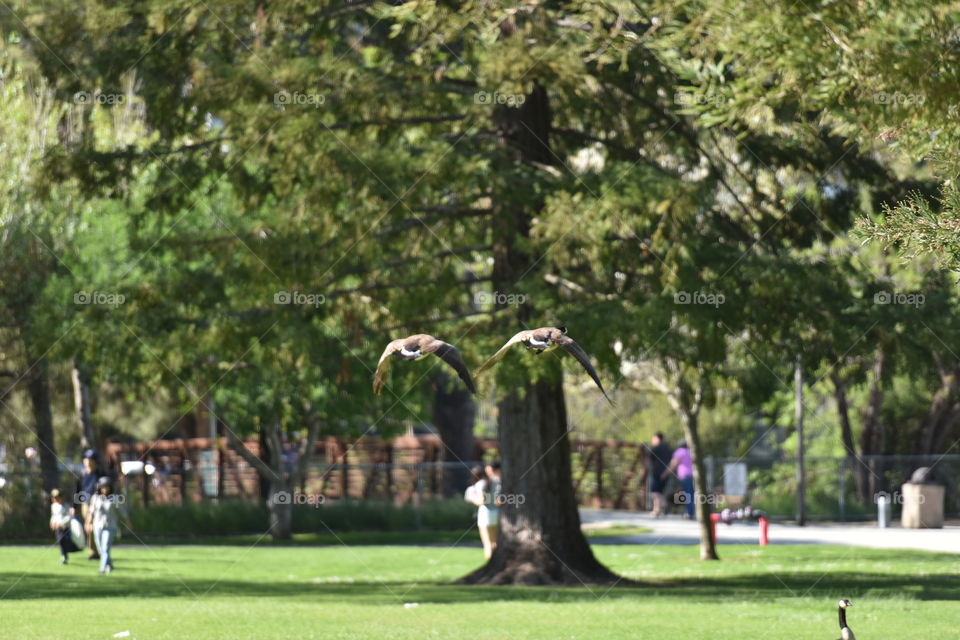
[579,508,960,554]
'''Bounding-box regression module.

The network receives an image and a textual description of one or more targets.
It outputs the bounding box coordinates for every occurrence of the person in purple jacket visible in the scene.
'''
[663,439,695,518]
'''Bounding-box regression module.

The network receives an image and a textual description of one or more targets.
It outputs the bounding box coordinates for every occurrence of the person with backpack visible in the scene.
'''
[479,461,502,559]
[49,489,80,565]
[466,460,502,559]
[76,450,101,560]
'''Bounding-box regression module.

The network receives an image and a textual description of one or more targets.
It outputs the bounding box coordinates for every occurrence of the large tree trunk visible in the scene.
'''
[460,371,619,585]
[28,358,59,495]
[72,359,97,451]
[460,79,619,585]
[432,372,476,497]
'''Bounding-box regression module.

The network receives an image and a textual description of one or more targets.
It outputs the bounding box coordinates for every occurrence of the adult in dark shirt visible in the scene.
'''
[648,433,673,517]
[77,450,101,559]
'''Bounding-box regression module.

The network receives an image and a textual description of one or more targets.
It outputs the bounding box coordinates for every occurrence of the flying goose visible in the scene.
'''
[836,599,855,640]
[373,334,476,395]
[475,326,613,404]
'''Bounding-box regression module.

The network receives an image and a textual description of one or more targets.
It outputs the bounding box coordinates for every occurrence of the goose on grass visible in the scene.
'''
[836,599,856,640]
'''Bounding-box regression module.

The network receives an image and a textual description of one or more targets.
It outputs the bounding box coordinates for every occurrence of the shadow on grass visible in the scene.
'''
[3,568,957,603]
[2,528,651,548]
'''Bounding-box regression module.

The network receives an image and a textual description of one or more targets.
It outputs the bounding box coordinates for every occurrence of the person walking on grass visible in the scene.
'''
[464,465,488,553]
[648,433,673,517]
[77,450,101,560]
[663,439,695,519]
[467,461,502,559]
[49,489,79,565]
[85,476,129,574]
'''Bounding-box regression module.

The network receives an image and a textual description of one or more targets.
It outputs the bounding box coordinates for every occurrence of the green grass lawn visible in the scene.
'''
[0,542,957,639]
[66,524,652,547]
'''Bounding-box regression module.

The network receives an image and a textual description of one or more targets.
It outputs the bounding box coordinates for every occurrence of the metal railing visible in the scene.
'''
[703,455,960,520]
[2,454,956,521]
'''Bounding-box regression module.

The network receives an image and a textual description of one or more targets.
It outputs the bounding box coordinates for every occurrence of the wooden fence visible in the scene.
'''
[105,435,652,510]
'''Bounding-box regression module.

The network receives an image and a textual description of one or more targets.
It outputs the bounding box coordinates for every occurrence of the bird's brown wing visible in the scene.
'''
[423,338,477,394]
[474,331,528,377]
[373,339,404,395]
[555,336,614,405]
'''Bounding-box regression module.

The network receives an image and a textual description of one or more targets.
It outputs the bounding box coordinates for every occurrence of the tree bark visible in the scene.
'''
[72,359,97,451]
[264,421,293,539]
[460,370,620,585]
[794,355,806,527]
[830,371,865,498]
[859,349,886,499]
[917,354,960,455]
[267,481,293,538]
[678,406,718,560]
[431,372,476,497]
[651,363,718,560]
[225,412,323,540]
[831,372,858,457]
[459,81,620,584]
[27,358,60,495]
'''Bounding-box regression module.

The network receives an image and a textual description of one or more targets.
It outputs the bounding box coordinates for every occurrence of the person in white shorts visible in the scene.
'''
[466,461,501,559]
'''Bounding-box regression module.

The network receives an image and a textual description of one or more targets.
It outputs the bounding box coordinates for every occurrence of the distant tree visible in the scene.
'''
[0,70,71,495]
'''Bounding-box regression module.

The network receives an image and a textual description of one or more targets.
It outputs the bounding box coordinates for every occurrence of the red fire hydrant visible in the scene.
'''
[709,510,770,546]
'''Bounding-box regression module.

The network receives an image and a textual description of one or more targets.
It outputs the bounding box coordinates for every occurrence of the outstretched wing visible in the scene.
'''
[474,332,528,377]
[555,336,614,405]
[373,339,404,395]
[423,339,477,394]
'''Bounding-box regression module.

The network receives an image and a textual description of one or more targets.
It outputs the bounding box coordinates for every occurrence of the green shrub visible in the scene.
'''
[127,498,474,538]
[131,500,269,536]
[0,481,48,539]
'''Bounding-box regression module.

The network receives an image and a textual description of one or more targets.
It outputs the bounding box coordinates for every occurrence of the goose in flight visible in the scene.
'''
[373,334,476,395]
[475,326,612,404]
